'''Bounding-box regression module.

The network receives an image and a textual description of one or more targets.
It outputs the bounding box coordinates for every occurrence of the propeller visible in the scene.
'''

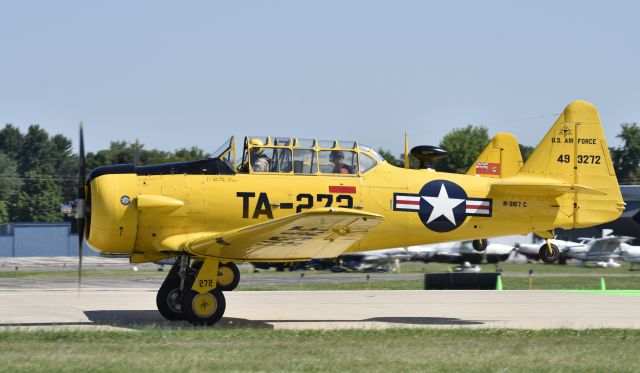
[76,122,86,287]
[60,122,88,288]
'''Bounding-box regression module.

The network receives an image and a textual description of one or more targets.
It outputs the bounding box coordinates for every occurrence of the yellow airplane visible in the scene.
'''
[64,100,624,325]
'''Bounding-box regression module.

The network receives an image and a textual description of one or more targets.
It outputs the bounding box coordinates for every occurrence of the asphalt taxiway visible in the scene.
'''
[0,287,639,331]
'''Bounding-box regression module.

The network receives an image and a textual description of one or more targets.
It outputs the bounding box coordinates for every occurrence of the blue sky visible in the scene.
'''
[1,1,638,155]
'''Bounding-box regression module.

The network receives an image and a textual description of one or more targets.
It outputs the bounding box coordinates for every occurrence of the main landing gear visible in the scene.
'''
[156,256,240,325]
[538,240,560,264]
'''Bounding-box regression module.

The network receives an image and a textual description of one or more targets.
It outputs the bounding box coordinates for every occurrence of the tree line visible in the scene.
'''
[0,122,638,223]
[0,124,207,223]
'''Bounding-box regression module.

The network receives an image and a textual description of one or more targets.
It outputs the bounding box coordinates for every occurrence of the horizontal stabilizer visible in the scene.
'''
[491,178,607,196]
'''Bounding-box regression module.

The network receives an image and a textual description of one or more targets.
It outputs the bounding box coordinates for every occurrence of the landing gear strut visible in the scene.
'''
[156,256,241,325]
[539,240,560,264]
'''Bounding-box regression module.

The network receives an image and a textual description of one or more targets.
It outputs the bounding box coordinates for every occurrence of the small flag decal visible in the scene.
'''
[475,162,500,176]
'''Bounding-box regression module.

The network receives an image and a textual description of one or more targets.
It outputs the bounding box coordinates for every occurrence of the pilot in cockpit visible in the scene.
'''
[249,139,270,172]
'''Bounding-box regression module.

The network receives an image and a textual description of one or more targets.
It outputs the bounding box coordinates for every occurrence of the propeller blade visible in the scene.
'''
[78,122,86,200]
[78,217,84,286]
[77,122,86,287]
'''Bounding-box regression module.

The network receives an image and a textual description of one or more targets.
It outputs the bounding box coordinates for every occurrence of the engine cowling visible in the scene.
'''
[86,165,138,254]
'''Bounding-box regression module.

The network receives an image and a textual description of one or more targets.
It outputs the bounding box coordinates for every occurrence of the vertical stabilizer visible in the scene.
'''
[518,100,623,227]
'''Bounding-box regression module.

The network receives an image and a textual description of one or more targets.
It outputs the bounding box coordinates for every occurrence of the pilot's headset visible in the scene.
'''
[249,138,264,155]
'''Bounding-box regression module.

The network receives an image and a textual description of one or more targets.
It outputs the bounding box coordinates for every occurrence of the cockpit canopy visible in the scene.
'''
[211,136,384,175]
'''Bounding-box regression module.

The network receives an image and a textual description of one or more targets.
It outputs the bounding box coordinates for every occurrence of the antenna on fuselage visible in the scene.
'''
[404,131,410,169]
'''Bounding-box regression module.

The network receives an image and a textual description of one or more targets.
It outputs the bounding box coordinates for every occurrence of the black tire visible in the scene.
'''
[217,262,240,292]
[156,278,183,321]
[472,239,488,252]
[539,243,560,264]
[182,288,226,326]
[156,260,184,321]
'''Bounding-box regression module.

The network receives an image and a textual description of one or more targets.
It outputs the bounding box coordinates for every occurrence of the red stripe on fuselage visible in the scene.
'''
[397,200,420,205]
[329,186,356,194]
[466,204,490,210]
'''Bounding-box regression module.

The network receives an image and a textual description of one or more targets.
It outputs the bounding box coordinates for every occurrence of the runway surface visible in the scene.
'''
[0,286,639,331]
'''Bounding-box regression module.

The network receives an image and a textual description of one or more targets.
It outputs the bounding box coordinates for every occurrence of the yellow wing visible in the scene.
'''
[165,208,383,261]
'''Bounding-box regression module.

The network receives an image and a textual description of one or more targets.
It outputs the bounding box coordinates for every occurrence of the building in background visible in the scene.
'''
[0,222,96,257]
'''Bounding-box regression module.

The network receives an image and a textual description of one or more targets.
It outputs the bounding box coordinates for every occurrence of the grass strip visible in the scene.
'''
[0,328,638,372]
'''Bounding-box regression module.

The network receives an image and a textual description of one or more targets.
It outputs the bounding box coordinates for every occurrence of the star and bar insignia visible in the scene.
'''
[393,180,491,232]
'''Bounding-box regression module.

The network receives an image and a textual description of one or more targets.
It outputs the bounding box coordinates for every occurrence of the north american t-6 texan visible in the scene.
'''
[62,100,624,325]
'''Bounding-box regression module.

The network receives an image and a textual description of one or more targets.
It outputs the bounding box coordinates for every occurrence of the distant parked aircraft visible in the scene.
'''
[517,236,632,267]
[619,242,640,271]
[332,248,412,272]
[408,241,514,265]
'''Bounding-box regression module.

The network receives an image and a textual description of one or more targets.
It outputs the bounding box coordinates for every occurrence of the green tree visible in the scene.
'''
[0,124,75,222]
[171,147,208,162]
[433,125,490,173]
[519,144,535,162]
[611,123,640,184]
[12,169,63,222]
[86,142,208,170]
[376,148,403,167]
[0,152,21,223]
[0,124,24,161]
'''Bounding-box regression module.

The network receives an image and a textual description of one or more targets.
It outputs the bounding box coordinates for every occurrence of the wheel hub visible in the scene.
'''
[217,267,234,287]
[192,293,217,318]
[166,288,182,313]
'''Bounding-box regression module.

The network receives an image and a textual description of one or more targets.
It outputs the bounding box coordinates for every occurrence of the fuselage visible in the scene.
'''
[85,159,573,259]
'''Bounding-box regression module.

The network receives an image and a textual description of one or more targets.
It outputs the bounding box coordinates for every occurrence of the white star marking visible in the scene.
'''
[422,183,465,225]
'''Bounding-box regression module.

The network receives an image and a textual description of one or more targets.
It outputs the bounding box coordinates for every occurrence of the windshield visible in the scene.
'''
[211,137,233,159]
[210,136,235,169]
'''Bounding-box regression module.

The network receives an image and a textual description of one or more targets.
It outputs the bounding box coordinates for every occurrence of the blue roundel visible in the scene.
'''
[417,180,468,232]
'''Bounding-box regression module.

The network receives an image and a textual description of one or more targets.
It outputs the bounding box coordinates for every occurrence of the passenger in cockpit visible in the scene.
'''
[330,151,352,174]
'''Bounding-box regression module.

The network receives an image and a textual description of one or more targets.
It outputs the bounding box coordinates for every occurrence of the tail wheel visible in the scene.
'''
[217,262,240,291]
[472,239,488,252]
[182,288,226,326]
[539,243,560,264]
